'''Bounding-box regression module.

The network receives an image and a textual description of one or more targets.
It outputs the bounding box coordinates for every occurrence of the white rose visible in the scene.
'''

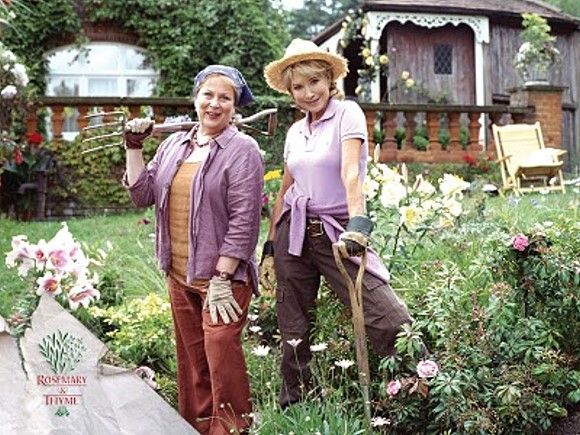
[380,181,407,208]
[363,178,380,200]
[438,173,470,197]
[0,50,17,63]
[399,205,424,230]
[1,85,17,99]
[11,63,29,87]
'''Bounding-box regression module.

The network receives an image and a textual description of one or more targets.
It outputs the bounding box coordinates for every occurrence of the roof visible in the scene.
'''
[363,0,578,23]
[314,0,578,44]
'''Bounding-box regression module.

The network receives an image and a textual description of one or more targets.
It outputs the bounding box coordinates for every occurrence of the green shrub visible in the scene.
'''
[88,293,175,373]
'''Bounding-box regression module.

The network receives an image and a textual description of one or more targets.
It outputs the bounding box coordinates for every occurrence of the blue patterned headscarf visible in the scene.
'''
[192,65,255,107]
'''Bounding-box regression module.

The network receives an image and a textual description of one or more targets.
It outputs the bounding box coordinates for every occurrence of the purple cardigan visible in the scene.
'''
[126,124,264,294]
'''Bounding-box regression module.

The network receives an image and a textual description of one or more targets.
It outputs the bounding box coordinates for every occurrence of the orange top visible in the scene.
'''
[168,162,204,287]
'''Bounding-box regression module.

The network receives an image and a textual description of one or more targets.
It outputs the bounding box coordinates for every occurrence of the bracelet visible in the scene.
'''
[214,270,233,281]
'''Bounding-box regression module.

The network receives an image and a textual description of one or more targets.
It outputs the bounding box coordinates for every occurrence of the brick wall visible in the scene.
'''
[509,85,566,148]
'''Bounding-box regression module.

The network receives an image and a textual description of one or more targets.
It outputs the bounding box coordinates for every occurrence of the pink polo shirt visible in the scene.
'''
[281,97,390,282]
[284,97,368,206]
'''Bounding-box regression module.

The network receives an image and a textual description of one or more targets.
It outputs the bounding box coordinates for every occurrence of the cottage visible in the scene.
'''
[314,0,579,165]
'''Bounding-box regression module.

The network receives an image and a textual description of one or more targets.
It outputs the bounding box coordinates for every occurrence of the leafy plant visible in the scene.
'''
[514,13,560,81]
[3,0,288,98]
[88,292,175,373]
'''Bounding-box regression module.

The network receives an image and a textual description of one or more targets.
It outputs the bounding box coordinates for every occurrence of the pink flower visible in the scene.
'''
[36,273,62,296]
[48,249,71,271]
[262,193,269,206]
[511,234,529,252]
[67,284,100,310]
[417,360,439,378]
[386,379,401,396]
[135,366,158,389]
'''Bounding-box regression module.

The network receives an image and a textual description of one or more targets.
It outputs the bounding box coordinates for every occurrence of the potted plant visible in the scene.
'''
[514,13,560,85]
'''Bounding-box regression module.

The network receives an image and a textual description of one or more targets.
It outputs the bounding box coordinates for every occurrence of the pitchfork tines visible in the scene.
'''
[81,108,278,155]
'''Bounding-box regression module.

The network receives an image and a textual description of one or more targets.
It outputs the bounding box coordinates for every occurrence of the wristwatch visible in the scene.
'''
[214,270,233,281]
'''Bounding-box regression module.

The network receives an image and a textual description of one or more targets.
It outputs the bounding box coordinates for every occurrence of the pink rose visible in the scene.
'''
[511,234,529,252]
[386,379,401,396]
[135,366,158,389]
[417,360,439,378]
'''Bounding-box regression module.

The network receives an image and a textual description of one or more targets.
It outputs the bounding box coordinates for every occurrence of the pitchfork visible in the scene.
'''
[332,241,371,425]
[81,108,278,154]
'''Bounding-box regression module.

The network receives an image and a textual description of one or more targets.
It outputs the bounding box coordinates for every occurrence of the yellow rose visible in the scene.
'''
[399,205,424,230]
[365,56,374,66]
[401,70,410,80]
[379,54,389,65]
[361,48,371,58]
[405,78,415,88]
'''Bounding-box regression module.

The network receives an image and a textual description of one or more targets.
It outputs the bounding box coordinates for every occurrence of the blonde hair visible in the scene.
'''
[281,60,344,100]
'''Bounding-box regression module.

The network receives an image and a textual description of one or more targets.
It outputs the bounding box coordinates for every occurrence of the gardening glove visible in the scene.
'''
[124,117,154,149]
[259,240,276,292]
[204,276,243,325]
[337,215,374,258]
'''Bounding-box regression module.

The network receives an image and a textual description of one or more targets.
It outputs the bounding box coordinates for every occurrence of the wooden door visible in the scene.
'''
[383,22,475,104]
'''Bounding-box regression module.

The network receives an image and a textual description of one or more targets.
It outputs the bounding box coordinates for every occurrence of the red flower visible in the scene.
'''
[13,148,24,165]
[27,132,44,147]
[463,154,478,167]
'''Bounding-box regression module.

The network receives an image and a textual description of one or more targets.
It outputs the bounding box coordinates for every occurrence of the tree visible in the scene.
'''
[3,0,289,97]
[543,0,580,17]
[285,0,362,40]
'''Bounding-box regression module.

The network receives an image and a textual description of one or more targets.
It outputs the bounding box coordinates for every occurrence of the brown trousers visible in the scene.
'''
[167,275,253,435]
[274,213,412,407]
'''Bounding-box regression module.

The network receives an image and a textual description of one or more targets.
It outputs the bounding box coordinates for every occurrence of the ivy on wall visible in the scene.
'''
[3,0,83,93]
[4,0,289,97]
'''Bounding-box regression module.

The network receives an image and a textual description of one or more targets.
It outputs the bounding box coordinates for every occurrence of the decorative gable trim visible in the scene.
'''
[368,12,490,43]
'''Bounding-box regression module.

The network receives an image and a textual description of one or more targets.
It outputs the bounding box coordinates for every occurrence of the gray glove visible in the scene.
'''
[204,277,243,324]
[338,215,374,257]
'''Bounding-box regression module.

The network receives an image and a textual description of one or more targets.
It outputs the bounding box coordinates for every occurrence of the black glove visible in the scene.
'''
[338,215,374,257]
[259,241,276,292]
[124,118,154,150]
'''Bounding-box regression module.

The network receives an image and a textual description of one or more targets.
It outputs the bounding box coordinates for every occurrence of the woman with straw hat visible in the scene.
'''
[261,39,412,408]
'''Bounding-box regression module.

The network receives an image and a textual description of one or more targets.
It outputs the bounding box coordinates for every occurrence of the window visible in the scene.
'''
[45,42,159,139]
[434,44,453,75]
[46,42,157,97]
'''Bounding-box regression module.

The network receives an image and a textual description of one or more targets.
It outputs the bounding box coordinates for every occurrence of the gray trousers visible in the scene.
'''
[274,212,412,407]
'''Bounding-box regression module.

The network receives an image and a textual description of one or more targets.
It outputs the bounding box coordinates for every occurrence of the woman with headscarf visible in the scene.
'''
[124,65,263,434]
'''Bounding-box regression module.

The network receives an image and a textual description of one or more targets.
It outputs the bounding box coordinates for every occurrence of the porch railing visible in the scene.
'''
[27,97,532,164]
[358,103,533,163]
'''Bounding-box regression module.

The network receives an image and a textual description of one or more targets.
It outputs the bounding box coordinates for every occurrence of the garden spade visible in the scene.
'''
[332,241,371,424]
[81,108,278,154]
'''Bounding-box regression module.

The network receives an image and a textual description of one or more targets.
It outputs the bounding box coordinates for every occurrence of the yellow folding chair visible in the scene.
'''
[492,122,567,195]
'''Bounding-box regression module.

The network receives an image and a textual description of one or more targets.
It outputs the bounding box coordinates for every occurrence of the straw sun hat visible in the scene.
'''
[264,38,348,94]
